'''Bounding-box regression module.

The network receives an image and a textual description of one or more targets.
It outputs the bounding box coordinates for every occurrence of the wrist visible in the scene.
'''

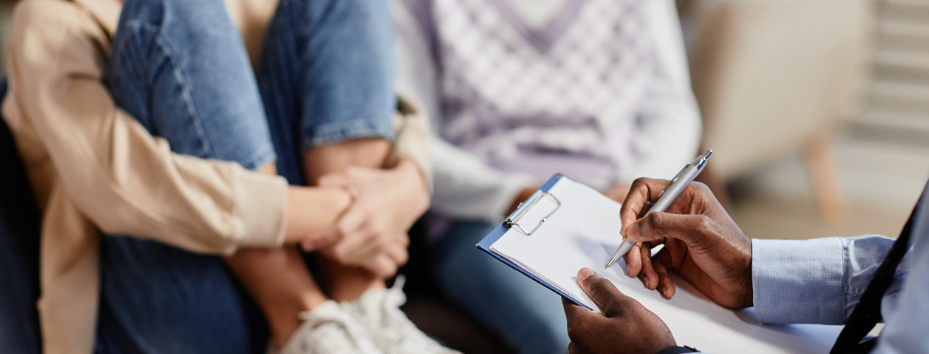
[394,157,430,199]
[394,157,430,194]
[395,158,431,224]
[395,158,423,183]
[283,186,352,244]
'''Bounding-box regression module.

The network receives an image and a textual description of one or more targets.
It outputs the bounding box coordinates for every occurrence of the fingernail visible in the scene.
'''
[578,268,597,281]
[628,223,640,240]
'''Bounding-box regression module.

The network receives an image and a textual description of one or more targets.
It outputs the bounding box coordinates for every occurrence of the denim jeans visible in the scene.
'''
[431,219,570,354]
[97,0,395,353]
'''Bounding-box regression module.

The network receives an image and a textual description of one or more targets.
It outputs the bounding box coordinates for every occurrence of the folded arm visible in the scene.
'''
[6,2,348,255]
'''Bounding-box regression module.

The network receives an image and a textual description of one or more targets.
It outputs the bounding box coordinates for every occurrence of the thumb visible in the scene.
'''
[626,212,714,246]
[577,268,631,317]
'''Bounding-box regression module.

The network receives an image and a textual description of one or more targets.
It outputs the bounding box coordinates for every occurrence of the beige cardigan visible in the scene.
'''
[1,0,431,352]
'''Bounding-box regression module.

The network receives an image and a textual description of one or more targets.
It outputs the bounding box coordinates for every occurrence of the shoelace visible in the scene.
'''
[382,275,408,310]
[375,275,409,345]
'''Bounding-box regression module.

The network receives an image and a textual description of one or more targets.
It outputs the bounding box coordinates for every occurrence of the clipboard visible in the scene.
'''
[475,173,844,354]
[475,173,591,308]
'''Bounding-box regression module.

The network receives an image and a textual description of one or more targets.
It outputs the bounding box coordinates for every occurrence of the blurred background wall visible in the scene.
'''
[677,0,929,241]
[0,0,926,241]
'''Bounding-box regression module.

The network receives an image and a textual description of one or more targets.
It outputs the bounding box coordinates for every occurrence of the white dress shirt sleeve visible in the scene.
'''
[752,235,895,325]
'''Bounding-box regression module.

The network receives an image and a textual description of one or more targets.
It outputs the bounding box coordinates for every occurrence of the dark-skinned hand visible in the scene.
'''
[620,178,753,309]
[563,268,675,354]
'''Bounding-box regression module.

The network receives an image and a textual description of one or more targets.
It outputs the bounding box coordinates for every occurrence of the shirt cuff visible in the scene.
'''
[752,238,847,324]
[655,346,700,354]
[230,169,288,250]
[390,96,433,194]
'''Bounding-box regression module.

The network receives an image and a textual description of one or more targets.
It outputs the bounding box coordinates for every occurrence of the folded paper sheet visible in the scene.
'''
[485,175,843,354]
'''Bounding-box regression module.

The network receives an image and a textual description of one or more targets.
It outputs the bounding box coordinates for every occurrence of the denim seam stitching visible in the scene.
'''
[304,128,390,149]
[302,118,393,149]
[117,22,276,172]
[149,23,213,159]
[116,22,148,89]
[311,118,391,135]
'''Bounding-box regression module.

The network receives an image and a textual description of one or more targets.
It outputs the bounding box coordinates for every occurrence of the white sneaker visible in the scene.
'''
[341,276,461,354]
[270,300,384,354]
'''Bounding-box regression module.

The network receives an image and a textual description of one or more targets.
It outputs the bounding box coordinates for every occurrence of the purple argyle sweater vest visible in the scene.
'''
[410,0,654,186]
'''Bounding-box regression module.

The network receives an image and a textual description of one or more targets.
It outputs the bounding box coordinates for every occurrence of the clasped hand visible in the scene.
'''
[563,178,754,354]
[301,159,429,278]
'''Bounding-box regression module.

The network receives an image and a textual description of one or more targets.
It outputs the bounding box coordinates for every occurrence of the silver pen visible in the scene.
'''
[605,149,713,268]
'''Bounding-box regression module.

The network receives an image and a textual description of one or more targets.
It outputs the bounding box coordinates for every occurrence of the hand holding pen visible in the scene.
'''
[615,175,754,308]
[562,175,753,354]
[607,150,713,268]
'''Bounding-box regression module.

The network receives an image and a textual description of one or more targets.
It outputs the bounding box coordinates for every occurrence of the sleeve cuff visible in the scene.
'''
[752,238,847,324]
[656,346,700,354]
[487,174,536,218]
[390,96,433,194]
[230,169,289,250]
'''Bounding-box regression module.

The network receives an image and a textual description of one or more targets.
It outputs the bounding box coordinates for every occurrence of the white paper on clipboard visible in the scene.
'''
[488,175,843,354]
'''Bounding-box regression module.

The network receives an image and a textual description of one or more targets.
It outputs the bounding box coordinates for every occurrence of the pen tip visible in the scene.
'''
[605,258,615,269]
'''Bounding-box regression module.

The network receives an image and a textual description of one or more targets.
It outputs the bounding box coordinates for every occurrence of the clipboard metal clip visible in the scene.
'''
[504,191,561,236]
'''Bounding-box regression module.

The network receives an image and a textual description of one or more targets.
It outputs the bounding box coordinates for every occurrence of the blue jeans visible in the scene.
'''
[431,220,570,354]
[97,0,395,353]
